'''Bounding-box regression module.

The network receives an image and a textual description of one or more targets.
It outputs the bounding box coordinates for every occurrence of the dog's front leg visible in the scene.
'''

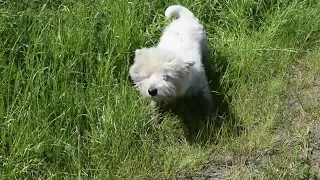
[150,100,162,124]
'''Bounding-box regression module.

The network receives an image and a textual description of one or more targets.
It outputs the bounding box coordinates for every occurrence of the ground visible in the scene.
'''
[0,0,319,179]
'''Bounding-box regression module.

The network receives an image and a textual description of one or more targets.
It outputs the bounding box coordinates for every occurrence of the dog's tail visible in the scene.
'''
[165,5,195,19]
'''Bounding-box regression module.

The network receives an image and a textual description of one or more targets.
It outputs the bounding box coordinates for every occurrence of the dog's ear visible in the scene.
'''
[135,49,142,56]
[135,48,146,57]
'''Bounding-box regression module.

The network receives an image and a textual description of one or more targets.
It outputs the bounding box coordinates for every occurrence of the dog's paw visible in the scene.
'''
[149,101,164,124]
[150,113,162,124]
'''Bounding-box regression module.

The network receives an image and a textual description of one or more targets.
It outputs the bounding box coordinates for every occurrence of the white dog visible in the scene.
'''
[130,5,212,117]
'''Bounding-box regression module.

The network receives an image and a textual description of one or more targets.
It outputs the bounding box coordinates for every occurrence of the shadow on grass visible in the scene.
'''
[160,50,242,145]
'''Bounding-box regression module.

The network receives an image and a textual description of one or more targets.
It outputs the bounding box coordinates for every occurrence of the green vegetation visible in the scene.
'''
[0,0,319,179]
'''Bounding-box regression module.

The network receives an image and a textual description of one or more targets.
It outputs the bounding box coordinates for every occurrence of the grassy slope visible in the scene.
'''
[0,0,319,179]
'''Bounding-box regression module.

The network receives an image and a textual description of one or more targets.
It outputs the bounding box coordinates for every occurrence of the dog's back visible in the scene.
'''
[159,6,211,108]
[159,5,207,69]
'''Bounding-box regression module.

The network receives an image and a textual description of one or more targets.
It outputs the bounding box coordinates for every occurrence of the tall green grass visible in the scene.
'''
[1,0,320,179]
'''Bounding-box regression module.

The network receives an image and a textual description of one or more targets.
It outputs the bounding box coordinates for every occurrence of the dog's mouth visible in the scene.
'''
[134,82,178,102]
[149,96,163,102]
[149,96,176,104]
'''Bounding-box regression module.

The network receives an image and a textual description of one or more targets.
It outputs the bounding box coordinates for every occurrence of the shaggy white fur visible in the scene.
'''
[130,5,212,111]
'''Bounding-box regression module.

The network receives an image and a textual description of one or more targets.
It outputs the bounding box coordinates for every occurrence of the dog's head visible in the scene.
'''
[129,47,195,102]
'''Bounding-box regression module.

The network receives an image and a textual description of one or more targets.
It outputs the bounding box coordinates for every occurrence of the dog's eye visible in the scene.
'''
[163,74,169,80]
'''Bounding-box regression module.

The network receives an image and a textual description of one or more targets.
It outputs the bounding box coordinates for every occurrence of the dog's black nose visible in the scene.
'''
[148,88,158,96]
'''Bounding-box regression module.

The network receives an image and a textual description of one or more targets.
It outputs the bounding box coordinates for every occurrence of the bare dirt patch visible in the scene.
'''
[185,63,320,179]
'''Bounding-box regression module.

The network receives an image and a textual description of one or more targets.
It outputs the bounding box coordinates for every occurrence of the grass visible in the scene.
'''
[0,0,320,179]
